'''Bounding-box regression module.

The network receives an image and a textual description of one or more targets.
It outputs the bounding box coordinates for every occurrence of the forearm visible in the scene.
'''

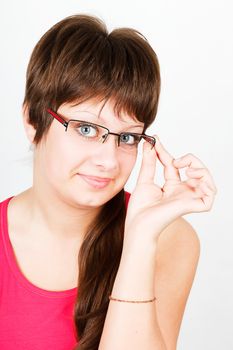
[98,237,166,350]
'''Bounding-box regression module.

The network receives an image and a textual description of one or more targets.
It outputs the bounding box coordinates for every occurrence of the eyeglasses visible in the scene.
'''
[47,108,156,153]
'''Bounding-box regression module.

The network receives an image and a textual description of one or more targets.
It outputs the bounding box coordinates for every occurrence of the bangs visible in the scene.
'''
[47,21,160,129]
[24,15,160,142]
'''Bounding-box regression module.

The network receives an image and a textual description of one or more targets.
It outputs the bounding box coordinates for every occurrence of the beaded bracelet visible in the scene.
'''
[109,295,156,303]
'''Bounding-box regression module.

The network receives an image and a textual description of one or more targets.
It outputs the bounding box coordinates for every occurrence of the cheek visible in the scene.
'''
[40,132,84,180]
[38,123,138,188]
[119,153,137,181]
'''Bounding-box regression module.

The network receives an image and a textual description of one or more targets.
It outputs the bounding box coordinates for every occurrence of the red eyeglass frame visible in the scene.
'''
[47,108,156,148]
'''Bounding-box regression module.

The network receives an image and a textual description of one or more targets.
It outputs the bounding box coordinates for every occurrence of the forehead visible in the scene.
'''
[59,99,144,128]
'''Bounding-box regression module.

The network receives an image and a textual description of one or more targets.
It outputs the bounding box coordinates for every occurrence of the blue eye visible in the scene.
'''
[74,123,99,138]
[120,133,142,146]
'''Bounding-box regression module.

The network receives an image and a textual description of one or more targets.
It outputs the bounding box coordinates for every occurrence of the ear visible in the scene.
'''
[22,103,36,143]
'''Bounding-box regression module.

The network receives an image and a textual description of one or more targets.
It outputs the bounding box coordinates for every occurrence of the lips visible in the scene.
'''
[79,174,112,182]
[78,174,112,189]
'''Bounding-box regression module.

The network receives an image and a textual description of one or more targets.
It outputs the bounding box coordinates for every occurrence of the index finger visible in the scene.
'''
[154,136,181,182]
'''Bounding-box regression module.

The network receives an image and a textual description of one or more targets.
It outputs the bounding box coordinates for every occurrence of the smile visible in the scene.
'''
[78,174,112,189]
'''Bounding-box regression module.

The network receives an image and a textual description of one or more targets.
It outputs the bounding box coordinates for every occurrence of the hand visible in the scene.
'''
[124,136,217,244]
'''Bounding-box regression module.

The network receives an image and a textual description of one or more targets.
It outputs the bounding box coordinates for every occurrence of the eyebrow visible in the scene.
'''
[69,110,144,131]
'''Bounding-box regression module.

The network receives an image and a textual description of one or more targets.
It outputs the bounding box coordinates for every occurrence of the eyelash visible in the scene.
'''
[73,122,141,146]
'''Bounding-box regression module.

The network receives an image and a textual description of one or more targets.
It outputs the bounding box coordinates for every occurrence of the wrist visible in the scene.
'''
[112,235,157,301]
[122,230,158,257]
[124,200,184,246]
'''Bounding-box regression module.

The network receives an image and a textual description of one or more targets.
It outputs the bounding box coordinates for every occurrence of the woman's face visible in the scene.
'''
[33,99,144,208]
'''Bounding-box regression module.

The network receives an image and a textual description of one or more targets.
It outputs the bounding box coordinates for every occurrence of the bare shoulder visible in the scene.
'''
[156,216,200,260]
[154,217,200,349]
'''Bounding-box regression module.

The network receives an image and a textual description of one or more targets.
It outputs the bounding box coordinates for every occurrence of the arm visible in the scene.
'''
[154,217,200,349]
[98,218,200,350]
[99,138,215,350]
[99,234,166,350]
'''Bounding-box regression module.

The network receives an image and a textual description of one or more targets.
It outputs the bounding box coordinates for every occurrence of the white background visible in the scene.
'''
[0,1,233,349]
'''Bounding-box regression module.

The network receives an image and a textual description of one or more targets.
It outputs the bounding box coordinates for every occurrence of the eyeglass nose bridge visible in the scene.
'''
[101,131,121,147]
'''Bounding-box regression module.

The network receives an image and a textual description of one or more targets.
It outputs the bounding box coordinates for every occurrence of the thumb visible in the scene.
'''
[136,140,157,185]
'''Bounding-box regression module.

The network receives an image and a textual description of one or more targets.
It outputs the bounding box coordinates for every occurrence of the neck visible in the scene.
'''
[12,186,102,244]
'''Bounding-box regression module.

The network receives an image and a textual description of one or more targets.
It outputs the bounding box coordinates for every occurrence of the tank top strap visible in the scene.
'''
[0,197,13,256]
[124,190,131,209]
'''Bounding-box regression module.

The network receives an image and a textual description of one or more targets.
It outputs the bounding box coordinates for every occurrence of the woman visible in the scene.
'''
[0,14,216,350]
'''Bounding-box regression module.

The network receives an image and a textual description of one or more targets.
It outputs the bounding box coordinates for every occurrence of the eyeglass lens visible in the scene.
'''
[67,120,154,152]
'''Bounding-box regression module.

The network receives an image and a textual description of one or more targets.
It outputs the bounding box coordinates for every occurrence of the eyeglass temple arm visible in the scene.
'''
[47,109,68,128]
[47,108,156,147]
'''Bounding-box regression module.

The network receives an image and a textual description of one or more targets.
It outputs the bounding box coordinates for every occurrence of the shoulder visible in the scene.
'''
[157,216,200,260]
[155,216,200,289]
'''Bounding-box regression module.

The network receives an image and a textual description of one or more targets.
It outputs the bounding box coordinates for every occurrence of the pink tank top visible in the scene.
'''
[0,191,131,349]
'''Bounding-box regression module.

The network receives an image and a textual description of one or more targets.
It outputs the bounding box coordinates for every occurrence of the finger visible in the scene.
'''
[185,178,200,189]
[173,153,206,169]
[193,181,215,211]
[183,180,215,213]
[183,179,204,199]
[154,136,181,182]
[198,181,214,196]
[186,167,217,193]
[137,140,157,185]
[190,180,213,198]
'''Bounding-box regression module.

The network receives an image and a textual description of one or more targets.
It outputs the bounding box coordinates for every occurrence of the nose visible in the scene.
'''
[91,133,120,171]
[101,132,120,147]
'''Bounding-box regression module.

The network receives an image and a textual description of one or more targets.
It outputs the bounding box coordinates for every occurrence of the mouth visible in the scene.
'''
[78,174,112,189]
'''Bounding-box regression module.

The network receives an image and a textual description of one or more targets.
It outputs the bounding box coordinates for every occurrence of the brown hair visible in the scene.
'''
[23,14,161,349]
